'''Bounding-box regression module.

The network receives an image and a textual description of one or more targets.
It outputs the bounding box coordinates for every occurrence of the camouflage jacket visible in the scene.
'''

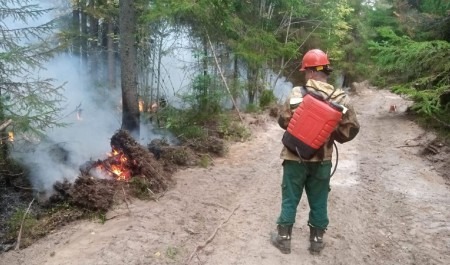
[278,79,360,162]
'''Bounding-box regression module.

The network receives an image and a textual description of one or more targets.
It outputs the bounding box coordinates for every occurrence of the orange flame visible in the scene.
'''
[98,148,132,181]
[138,99,158,113]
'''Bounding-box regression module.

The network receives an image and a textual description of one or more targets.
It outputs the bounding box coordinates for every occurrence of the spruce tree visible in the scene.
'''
[0,0,64,157]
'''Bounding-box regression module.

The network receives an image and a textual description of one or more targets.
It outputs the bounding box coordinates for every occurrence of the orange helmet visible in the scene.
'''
[300,49,330,71]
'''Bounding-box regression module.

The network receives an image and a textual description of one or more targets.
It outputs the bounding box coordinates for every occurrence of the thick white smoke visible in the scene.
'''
[11,54,122,191]
[7,0,294,193]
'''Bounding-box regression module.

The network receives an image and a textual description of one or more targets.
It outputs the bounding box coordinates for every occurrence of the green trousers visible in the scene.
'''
[276,160,332,229]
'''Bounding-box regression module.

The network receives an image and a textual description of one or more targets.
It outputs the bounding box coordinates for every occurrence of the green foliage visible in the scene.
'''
[3,200,86,249]
[259,89,277,108]
[158,73,231,141]
[158,106,207,140]
[159,104,251,144]
[217,113,251,141]
[334,0,450,132]
[369,26,450,126]
[0,0,65,137]
[319,0,354,59]
[234,28,297,68]
[129,176,153,200]
[369,27,450,85]
[245,103,260,113]
[198,154,211,168]
[148,0,240,41]
[419,0,450,16]
[145,0,357,109]
[191,74,223,114]
[6,208,38,240]
[180,125,206,140]
[166,246,179,260]
[97,212,107,224]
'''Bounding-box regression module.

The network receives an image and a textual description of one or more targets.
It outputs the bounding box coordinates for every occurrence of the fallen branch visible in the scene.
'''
[396,144,421,148]
[122,186,130,211]
[0,119,12,131]
[13,184,37,191]
[15,198,35,251]
[105,212,130,221]
[147,187,159,202]
[431,115,450,129]
[185,204,240,264]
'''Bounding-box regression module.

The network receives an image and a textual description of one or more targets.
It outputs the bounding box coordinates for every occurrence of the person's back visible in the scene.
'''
[271,48,360,255]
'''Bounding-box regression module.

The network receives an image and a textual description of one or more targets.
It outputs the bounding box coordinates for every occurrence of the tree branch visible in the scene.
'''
[206,33,244,123]
[15,198,35,251]
[0,119,12,131]
[184,204,240,264]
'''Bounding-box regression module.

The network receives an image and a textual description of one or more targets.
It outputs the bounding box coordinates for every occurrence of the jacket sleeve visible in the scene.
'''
[278,86,304,130]
[333,101,360,143]
[278,98,292,130]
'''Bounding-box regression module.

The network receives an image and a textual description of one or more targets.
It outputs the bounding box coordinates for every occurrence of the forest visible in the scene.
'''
[0,0,449,255]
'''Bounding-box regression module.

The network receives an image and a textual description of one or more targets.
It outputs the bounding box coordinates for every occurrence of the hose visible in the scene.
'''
[330,142,339,177]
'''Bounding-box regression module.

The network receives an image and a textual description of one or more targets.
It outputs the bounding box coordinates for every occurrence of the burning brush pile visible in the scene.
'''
[50,130,172,212]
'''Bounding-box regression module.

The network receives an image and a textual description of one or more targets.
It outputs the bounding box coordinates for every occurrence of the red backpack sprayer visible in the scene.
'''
[282,86,347,177]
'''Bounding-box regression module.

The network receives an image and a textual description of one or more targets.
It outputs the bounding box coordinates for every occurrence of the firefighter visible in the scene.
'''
[270,49,360,254]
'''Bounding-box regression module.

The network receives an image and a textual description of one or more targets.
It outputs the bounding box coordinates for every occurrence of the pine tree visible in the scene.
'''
[0,0,64,157]
[119,0,140,137]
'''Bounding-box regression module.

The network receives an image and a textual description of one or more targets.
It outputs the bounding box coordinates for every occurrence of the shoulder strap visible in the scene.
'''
[303,85,345,102]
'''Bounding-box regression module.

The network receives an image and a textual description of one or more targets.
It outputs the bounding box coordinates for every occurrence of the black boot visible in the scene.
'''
[309,225,325,254]
[270,224,292,254]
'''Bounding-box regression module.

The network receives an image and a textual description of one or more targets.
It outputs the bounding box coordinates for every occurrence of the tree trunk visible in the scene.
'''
[81,0,88,64]
[247,66,258,104]
[0,88,10,186]
[232,54,239,109]
[107,21,116,89]
[200,35,209,110]
[155,34,163,126]
[72,1,81,57]
[150,37,156,109]
[88,0,99,83]
[119,0,140,137]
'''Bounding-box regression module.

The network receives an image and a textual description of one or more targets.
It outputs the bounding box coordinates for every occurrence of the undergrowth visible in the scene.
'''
[369,27,450,134]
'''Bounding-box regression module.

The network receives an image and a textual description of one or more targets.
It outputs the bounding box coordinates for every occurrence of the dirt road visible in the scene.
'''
[1,85,449,265]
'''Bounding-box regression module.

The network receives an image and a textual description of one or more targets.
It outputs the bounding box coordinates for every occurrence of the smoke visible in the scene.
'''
[6,0,146,193]
[11,54,122,191]
[6,0,167,193]
[7,0,295,193]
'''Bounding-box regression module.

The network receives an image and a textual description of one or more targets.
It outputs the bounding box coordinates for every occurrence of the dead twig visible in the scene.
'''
[431,115,450,129]
[156,190,167,200]
[15,198,35,251]
[13,184,37,191]
[195,252,204,265]
[185,204,240,265]
[396,144,421,148]
[147,187,158,202]
[105,212,130,221]
[0,119,12,131]
[122,186,130,211]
